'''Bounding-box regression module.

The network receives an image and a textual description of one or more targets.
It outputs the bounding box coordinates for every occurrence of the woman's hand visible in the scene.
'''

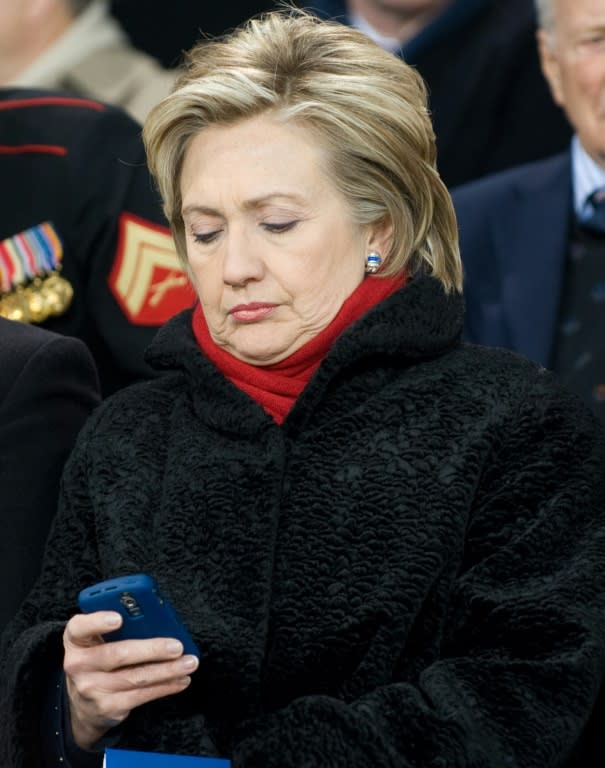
[63,611,199,749]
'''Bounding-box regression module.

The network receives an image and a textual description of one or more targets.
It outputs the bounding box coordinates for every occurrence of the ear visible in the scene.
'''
[537,29,565,108]
[366,215,394,260]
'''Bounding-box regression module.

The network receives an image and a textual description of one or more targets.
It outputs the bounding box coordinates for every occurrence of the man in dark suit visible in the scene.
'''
[0,317,100,632]
[304,0,571,186]
[452,0,605,420]
[0,88,194,395]
[454,11,605,763]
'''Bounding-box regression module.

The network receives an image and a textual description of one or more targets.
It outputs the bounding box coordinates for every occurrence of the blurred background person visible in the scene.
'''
[452,3,605,760]
[0,317,100,633]
[1,12,604,768]
[452,0,605,420]
[110,0,275,68]
[302,0,572,186]
[0,88,194,395]
[0,0,176,124]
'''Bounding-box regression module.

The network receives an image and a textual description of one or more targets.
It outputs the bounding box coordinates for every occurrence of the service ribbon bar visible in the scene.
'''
[0,221,63,293]
[0,221,73,324]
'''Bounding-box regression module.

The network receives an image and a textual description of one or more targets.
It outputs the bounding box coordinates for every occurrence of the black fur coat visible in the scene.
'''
[2,276,605,768]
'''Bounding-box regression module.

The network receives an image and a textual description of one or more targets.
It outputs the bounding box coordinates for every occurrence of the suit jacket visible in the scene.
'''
[452,151,572,367]
[0,318,100,632]
[306,0,572,187]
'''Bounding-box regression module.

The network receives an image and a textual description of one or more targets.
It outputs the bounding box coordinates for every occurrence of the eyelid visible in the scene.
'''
[189,219,298,242]
[192,229,222,244]
[262,220,298,233]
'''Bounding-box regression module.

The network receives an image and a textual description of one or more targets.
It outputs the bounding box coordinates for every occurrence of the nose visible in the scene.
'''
[222,227,265,287]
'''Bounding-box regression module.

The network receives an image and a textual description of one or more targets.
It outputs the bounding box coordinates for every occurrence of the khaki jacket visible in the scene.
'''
[11,0,178,124]
[59,43,177,124]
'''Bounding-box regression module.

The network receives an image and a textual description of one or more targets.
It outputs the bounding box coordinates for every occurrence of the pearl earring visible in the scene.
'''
[365,251,382,274]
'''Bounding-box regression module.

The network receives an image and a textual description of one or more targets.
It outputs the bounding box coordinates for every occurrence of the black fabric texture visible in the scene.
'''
[1,275,605,767]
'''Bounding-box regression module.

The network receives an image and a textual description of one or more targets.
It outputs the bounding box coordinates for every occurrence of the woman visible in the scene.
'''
[1,10,605,768]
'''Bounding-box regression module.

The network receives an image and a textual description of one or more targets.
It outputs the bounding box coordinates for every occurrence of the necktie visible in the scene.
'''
[580,187,605,235]
[551,212,605,419]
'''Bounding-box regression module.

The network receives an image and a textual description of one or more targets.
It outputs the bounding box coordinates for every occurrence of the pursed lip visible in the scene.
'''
[228,302,278,322]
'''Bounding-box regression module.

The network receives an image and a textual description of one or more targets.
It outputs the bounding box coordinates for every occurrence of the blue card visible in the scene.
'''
[103,748,231,767]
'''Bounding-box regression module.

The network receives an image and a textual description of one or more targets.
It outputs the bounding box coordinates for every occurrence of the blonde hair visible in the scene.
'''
[143,9,462,292]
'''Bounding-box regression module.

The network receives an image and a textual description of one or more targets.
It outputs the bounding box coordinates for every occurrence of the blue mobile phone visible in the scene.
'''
[78,573,200,658]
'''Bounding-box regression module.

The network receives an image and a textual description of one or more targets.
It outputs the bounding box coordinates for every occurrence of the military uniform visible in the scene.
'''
[0,88,193,394]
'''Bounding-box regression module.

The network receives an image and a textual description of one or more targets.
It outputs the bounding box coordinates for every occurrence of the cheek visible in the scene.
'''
[196,281,224,321]
[186,251,222,304]
[186,240,218,278]
[285,257,363,313]
[567,61,604,96]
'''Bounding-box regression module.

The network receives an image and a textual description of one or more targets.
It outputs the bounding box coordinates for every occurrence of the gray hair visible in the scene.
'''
[534,0,554,31]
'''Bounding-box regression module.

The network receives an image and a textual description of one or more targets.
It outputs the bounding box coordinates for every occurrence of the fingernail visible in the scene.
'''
[104,614,121,627]
[166,640,183,655]
[182,655,198,671]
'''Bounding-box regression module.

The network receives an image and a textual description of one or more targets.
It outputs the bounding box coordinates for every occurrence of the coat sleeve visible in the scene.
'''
[231,370,605,768]
[0,333,100,630]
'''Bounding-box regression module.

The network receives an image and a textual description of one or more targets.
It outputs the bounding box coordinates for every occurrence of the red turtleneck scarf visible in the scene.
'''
[192,274,405,424]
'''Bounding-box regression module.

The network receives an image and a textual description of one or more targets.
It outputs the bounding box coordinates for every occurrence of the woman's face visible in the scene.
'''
[179,115,372,366]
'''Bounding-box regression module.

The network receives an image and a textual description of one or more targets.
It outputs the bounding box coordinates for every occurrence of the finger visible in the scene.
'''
[116,654,199,690]
[71,655,199,699]
[118,676,192,711]
[64,612,122,648]
[65,637,187,675]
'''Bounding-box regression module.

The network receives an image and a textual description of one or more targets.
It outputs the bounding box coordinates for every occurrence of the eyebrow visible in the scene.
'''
[572,22,605,35]
[181,193,308,217]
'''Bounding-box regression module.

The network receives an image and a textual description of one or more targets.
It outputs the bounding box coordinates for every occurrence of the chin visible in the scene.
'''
[236,351,286,366]
[229,329,295,366]
[229,342,289,366]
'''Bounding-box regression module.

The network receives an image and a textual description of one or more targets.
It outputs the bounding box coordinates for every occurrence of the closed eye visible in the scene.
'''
[262,221,298,234]
[579,32,605,47]
[193,230,222,244]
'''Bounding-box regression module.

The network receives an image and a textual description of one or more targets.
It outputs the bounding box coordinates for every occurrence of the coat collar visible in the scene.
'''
[148,275,463,373]
[146,275,463,431]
